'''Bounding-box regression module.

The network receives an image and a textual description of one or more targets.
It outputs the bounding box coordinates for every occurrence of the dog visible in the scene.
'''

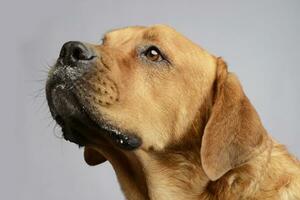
[46,25,300,200]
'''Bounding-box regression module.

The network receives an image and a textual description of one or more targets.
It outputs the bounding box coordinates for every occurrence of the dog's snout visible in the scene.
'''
[59,41,95,65]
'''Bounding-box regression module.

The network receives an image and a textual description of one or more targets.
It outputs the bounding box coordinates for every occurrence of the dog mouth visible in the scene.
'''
[46,77,141,150]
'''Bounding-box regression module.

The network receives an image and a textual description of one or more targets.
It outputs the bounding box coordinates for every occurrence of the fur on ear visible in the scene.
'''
[200,58,269,181]
[84,147,107,166]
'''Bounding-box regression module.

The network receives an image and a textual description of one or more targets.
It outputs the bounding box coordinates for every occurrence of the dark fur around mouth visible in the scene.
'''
[46,65,141,150]
[62,111,142,150]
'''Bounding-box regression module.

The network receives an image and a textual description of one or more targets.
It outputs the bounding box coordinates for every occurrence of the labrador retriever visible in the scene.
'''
[46,25,300,200]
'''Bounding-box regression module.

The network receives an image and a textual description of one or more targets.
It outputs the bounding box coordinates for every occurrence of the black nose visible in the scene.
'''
[59,41,95,65]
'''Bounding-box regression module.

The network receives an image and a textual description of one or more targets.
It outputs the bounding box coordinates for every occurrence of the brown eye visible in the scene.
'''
[145,46,163,62]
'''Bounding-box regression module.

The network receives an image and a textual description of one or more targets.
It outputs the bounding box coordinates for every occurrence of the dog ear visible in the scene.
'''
[84,147,107,166]
[200,58,269,181]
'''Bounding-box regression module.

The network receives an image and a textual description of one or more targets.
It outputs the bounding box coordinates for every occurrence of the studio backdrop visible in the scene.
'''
[0,0,299,199]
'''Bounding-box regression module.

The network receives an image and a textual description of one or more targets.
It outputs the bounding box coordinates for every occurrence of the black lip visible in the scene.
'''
[61,104,142,150]
[94,121,142,150]
[59,101,142,150]
[46,68,141,150]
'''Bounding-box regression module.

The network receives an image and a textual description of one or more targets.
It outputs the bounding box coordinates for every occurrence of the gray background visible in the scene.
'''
[1,0,299,199]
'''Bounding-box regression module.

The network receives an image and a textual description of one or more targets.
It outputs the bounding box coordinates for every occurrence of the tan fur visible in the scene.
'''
[74,25,300,199]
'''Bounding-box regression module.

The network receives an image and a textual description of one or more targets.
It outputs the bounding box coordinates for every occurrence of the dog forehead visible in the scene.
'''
[104,26,144,41]
[103,24,183,45]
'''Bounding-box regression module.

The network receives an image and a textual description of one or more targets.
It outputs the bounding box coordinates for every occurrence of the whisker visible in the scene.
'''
[30,87,46,102]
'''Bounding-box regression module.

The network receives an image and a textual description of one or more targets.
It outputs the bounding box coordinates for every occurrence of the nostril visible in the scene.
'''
[72,46,87,60]
[59,41,95,65]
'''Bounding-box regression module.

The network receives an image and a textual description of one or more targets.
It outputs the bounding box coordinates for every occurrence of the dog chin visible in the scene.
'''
[46,80,142,150]
[59,110,142,150]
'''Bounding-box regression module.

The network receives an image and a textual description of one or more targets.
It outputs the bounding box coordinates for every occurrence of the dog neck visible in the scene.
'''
[136,141,208,200]
[115,100,211,200]
[115,140,273,200]
[112,113,207,199]
[109,119,273,200]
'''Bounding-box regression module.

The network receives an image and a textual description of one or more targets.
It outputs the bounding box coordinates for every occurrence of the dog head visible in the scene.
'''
[46,25,268,181]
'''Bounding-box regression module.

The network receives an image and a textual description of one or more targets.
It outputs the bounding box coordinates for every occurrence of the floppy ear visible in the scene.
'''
[201,58,269,181]
[84,147,107,166]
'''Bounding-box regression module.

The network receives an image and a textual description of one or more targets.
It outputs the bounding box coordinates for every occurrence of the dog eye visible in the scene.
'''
[145,46,163,62]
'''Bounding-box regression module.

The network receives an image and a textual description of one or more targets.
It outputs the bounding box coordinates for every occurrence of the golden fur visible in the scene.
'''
[63,25,300,199]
